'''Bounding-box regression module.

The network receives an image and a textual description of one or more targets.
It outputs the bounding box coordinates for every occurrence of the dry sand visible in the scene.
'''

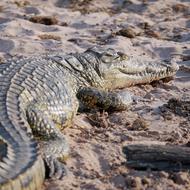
[0,0,190,189]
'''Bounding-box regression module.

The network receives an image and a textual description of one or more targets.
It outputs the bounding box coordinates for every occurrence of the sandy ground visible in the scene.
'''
[0,0,190,189]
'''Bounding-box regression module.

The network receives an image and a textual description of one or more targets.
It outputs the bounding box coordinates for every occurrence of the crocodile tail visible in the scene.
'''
[0,122,45,190]
[0,59,45,189]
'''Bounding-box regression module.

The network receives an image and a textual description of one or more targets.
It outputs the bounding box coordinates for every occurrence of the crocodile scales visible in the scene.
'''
[0,47,178,190]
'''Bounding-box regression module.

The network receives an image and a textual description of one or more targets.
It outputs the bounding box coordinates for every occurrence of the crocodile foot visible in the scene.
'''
[44,156,68,179]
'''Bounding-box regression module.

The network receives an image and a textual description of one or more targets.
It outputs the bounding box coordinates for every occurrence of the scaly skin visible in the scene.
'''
[0,47,178,190]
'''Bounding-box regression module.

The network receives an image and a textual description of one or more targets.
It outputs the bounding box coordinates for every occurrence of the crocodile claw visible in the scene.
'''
[44,156,67,179]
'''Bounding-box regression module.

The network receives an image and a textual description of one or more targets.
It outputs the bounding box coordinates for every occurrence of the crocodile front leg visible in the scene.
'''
[26,100,76,179]
[77,87,133,111]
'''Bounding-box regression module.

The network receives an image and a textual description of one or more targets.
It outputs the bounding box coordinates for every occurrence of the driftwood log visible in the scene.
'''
[123,144,190,171]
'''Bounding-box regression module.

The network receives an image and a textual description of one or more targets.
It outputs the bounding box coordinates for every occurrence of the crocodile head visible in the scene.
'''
[86,47,179,90]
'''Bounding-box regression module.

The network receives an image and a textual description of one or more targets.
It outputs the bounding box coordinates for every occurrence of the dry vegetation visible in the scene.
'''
[29,16,59,25]
[38,34,61,41]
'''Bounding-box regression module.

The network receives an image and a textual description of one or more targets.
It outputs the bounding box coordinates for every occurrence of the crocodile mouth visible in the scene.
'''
[103,61,179,89]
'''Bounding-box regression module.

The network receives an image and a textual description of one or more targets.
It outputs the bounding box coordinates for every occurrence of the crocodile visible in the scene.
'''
[0,47,178,190]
